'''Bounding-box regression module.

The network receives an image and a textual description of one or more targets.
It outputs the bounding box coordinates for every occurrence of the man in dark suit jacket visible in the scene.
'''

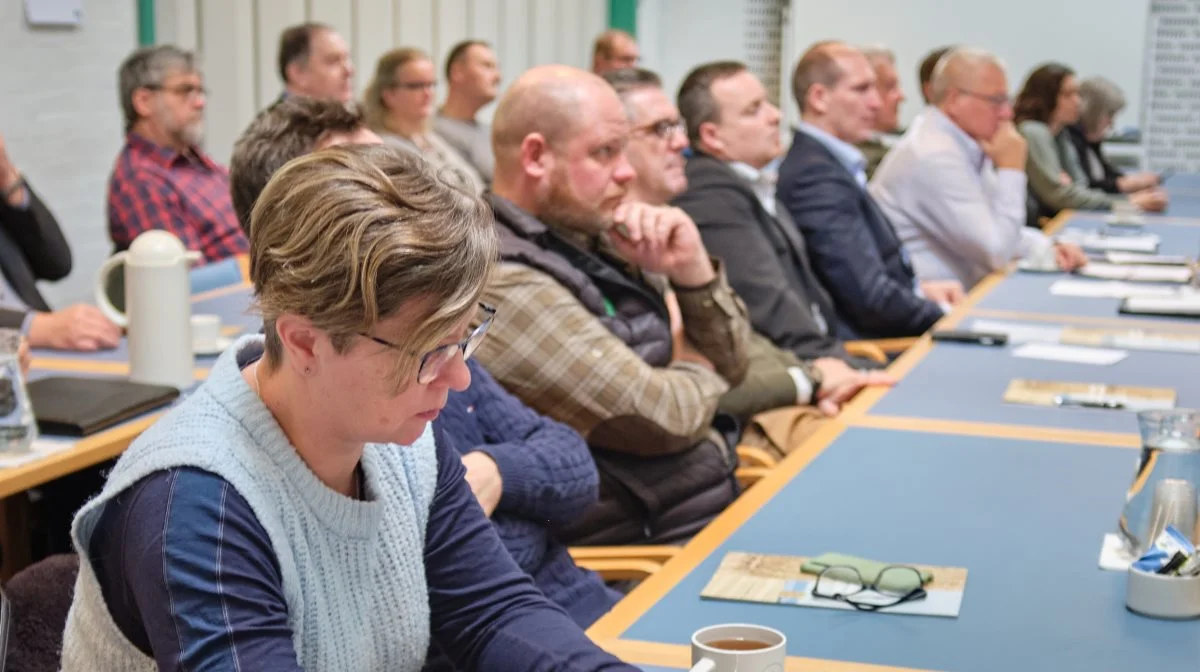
[778,42,964,340]
[0,131,121,350]
[673,61,893,384]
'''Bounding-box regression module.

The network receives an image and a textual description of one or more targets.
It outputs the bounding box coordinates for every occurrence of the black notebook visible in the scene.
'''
[28,377,180,437]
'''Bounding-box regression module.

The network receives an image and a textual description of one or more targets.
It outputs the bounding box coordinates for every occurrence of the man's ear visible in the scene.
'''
[520,133,551,180]
[698,121,723,156]
[131,88,157,121]
[807,84,829,117]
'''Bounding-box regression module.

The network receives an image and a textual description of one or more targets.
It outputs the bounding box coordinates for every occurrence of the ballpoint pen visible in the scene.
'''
[1053,394,1126,410]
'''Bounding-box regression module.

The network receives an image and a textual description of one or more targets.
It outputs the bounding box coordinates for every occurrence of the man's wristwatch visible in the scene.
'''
[806,363,823,400]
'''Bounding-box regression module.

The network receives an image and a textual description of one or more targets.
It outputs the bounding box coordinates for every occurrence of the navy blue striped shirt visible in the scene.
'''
[87,428,634,670]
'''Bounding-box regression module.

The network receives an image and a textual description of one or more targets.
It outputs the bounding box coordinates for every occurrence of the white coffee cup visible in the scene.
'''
[690,623,786,672]
[191,313,222,353]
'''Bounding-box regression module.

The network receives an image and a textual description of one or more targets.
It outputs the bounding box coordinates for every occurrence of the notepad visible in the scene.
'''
[1120,294,1200,318]
[1104,252,1192,266]
[1058,230,1160,253]
[1061,326,1200,354]
[1003,379,1176,411]
[1078,262,1193,284]
[700,551,967,618]
[1049,279,1181,299]
[1012,343,1128,365]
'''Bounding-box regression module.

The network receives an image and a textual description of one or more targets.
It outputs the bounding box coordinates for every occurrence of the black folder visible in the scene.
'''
[28,377,180,437]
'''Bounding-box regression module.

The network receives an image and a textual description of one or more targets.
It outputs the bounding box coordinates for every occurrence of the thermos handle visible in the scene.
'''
[94,252,129,328]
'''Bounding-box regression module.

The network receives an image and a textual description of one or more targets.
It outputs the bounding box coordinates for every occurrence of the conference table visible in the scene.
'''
[589,185,1200,670]
[5,182,1200,668]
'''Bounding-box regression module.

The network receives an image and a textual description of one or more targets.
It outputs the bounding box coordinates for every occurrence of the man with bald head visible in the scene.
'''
[869,48,1086,289]
[592,30,640,74]
[481,65,750,545]
[778,41,960,340]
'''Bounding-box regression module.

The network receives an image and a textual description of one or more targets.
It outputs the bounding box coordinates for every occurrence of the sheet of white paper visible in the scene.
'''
[1106,333,1200,354]
[0,437,77,469]
[1099,533,1134,572]
[1104,251,1192,266]
[970,319,1064,344]
[1123,294,1200,315]
[23,0,82,25]
[1011,342,1128,365]
[1050,279,1180,299]
[1058,230,1160,253]
[1079,262,1193,283]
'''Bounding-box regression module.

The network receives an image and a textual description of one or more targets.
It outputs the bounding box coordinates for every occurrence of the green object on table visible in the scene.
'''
[802,553,933,593]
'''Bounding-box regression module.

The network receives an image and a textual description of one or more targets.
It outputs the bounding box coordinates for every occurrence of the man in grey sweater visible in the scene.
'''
[435,40,501,184]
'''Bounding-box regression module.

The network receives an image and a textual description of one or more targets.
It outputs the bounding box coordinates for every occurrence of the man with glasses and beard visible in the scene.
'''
[480,65,749,546]
[108,46,247,263]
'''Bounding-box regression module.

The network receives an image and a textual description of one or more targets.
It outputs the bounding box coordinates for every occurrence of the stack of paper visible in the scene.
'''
[970,319,1064,344]
[1049,279,1180,299]
[1104,251,1192,266]
[1121,293,1200,317]
[1078,262,1193,284]
[1011,343,1128,366]
[1058,230,1161,253]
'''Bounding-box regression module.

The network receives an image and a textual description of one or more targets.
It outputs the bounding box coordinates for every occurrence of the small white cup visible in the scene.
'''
[190,313,222,353]
[690,623,786,672]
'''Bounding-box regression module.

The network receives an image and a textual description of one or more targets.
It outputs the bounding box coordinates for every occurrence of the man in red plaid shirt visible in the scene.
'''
[107,46,248,264]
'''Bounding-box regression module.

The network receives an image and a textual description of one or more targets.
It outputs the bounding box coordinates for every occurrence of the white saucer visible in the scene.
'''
[194,336,232,357]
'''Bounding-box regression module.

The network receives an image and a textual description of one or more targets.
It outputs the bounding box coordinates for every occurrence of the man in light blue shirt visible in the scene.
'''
[869,47,1086,289]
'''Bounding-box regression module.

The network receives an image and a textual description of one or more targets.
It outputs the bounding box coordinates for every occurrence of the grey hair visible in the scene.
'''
[118,45,198,132]
[1079,76,1126,135]
[859,44,895,67]
[601,67,663,118]
[930,47,1006,104]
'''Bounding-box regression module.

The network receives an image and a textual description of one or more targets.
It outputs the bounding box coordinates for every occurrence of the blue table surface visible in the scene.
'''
[868,340,1199,433]
[32,285,258,365]
[620,427,1200,671]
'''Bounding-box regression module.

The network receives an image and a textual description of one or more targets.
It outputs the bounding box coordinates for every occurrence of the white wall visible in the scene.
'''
[783,0,1151,133]
[0,1,136,308]
[639,0,751,102]
[168,0,609,166]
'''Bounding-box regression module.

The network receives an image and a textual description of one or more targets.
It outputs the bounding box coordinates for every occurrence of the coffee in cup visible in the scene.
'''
[690,623,785,672]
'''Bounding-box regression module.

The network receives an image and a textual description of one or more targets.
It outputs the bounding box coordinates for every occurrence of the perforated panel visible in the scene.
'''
[744,0,784,106]
[1142,0,1200,171]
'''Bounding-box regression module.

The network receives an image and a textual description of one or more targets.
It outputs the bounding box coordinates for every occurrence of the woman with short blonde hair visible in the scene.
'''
[60,144,634,672]
[364,48,485,192]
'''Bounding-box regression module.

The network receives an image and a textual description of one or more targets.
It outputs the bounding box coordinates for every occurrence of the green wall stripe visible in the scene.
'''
[138,0,155,46]
[608,0,637,36]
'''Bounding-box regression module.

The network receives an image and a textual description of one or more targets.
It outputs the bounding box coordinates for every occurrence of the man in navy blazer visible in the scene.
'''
[778,42,964,340]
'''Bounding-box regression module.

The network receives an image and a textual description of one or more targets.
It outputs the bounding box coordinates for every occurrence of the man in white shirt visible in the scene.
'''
[869,47,1086,289]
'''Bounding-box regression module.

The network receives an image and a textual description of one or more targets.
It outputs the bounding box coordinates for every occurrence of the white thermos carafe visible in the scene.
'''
[94,230,202,390]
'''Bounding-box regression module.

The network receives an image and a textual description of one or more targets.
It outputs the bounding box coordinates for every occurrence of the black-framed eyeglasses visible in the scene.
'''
[632,117,686,140]
[359,303,496,384]
[811,565,928,612]
[958,89,1010,108]
[144,83,208,99]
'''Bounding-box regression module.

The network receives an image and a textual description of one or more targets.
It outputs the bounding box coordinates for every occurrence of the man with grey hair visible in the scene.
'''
[108,45,247,262]
[869,47,1086,289]
[857,45,905,177]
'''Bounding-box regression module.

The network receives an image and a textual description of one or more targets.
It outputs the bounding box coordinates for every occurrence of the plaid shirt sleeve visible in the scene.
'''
[477,262,733,458]
[672,259,751,386]
[108,168,204,252]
